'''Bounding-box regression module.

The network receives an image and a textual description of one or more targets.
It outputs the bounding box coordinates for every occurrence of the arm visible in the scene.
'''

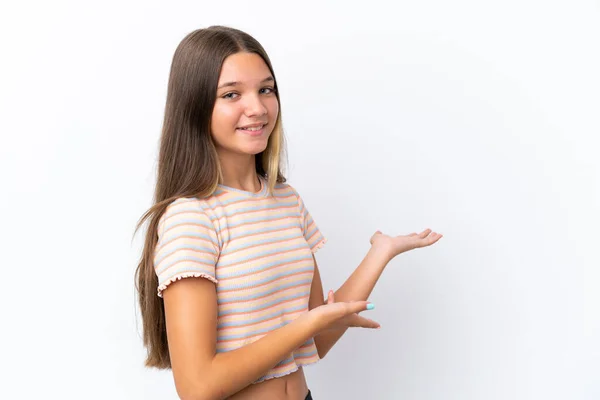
[157,199,384,400]
[310,248,390,359]
[310,229,443,358]
[164,277,319,400]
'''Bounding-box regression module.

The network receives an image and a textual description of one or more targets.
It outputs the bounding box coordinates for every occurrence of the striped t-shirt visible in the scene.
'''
[153,176,327,383]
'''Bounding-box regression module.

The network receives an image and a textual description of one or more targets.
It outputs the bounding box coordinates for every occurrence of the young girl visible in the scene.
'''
[135,25,442,400]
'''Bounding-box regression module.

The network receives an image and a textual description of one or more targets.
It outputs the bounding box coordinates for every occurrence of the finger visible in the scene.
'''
[417,229,432,238]
[352,314,381,329]
[421,232,443,247]
[345,301,374,315]
[429,232,442,242]
[327,290,334,304]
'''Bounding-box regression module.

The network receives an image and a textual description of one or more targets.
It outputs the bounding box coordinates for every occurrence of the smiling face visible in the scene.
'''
[210,52,279,159]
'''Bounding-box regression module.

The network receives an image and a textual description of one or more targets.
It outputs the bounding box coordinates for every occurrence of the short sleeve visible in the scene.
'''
[154,198,220,298]
[290,186,327,253]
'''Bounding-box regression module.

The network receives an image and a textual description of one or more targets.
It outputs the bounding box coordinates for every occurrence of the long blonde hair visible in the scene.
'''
[134,25,287,369]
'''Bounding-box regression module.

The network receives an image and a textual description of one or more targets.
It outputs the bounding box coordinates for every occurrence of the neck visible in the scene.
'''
[218,152,261,192]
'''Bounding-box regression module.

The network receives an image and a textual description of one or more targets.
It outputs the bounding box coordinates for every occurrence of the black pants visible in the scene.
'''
[305,390,313,400]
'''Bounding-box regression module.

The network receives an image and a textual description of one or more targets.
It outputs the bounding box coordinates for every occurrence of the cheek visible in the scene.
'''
[269,98,279,120]
[211,104,239,133]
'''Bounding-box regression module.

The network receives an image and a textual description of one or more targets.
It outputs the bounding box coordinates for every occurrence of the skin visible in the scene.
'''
[163,51,443,400]
[210,52,279,193]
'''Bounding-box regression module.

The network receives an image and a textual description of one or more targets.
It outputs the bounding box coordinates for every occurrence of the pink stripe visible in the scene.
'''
[226,215,297,231]
[218,246,306,271]
[216,203,297,220]
[158,258,215,272]
[218,318,312,343]
[156,234,215,254]
[218,307,306,332]
[218,294,310,317]
[218,283,310,305]
[218,269,313,294]
[222,235,299,257]
[228,226,296,244]
[217,257,310,282]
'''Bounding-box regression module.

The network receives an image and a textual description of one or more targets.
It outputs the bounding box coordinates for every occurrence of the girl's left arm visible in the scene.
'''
[309,229,443,359]
[309,246,389,359]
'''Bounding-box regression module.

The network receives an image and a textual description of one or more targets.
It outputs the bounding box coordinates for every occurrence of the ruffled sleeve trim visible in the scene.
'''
[157,273,218,298]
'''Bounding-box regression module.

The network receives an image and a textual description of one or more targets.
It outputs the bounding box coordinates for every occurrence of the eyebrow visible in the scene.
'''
[217,76,274,90]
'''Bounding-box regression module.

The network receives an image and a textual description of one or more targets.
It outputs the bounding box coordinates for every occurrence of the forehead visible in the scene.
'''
[218,52,272,84]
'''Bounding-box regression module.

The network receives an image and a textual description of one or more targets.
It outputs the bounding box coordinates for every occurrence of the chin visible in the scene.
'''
[246,144,269,155]
[225,142,266,156]
[243,138,270,154]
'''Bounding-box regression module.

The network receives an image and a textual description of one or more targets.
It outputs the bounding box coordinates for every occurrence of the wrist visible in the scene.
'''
[303,309,323,336]
[368,243,393,265]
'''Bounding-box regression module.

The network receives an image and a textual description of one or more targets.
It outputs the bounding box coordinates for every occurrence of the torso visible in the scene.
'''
[227,368,309,400]
[163,182,322,398]
[202,182,324,382]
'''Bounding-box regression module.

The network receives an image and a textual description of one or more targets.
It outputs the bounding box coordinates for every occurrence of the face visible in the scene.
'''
[211,52,279,158]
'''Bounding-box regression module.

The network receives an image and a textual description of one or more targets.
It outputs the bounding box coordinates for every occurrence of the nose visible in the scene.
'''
[243,93,268,118]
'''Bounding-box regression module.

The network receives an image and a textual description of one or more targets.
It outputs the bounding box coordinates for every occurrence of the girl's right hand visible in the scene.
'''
[308,290,380,334]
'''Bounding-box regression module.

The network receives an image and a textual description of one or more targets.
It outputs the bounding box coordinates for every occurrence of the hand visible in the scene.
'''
[308,290,380,334]
[370,229,443,261]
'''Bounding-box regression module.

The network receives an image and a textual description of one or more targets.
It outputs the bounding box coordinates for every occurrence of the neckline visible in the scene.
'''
[218,175,267,198]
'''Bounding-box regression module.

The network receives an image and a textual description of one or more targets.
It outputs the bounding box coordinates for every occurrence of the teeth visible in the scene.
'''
[239,125,264,131]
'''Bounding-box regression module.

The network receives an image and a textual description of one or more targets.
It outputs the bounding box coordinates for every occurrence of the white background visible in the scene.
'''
[1,0,598,399]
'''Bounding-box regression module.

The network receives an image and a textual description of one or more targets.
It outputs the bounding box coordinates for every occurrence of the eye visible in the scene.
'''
[260,87,276,95]
[222,92,239,99]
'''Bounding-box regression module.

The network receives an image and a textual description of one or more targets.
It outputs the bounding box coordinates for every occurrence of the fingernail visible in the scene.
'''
[366,303,375,310]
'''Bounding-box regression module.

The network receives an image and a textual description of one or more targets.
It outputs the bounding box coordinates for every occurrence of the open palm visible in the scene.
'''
[370,229,443,260]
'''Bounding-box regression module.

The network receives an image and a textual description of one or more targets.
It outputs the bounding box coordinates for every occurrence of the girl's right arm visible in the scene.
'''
[163,277,376,400]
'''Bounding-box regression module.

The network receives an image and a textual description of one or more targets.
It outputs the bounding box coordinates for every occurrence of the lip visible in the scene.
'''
[236,124,266,136]
[238,122,267,129]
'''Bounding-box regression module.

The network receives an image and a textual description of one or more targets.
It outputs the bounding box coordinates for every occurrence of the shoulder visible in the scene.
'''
[161,196,210,218]
[158,196,216,235]
[276,181,300,198]
[272,182,307,210]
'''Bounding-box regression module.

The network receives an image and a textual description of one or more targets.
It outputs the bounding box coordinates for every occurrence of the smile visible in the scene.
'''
[236,124,266,136]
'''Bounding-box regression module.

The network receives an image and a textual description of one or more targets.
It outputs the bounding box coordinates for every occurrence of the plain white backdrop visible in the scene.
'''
[1,0,598,399]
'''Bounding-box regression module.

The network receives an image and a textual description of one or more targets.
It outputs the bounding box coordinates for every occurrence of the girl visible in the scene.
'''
[135,25,442,400]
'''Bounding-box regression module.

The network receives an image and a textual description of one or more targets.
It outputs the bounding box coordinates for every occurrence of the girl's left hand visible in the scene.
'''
[369,229,443,261]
